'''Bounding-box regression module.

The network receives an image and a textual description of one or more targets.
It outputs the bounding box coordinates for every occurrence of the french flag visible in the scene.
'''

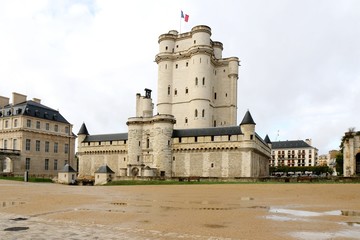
[181,10,189,22]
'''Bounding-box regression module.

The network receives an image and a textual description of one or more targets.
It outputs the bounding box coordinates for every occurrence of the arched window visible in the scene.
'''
[195,109,198,118]
[202,109,205,117]
[185,87,188,94]
[174,89,177,95]
[185,117,188,124]
[195,77,198,85]
[168,85,170,95]
[202,77,205,85]
[186,62,188,67]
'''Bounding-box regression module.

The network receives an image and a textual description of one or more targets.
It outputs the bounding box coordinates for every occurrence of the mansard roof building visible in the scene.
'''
[270,139,318,167]
[77,25,271,179]
[0,92,76,177]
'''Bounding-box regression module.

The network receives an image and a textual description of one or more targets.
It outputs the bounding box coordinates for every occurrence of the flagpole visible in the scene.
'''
[179,10,182,34]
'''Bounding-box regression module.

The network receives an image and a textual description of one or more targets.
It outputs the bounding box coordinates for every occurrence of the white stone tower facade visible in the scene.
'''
[155,25,239,129]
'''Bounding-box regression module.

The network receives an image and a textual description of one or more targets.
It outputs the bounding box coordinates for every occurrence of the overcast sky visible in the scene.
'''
[1,0,359,155]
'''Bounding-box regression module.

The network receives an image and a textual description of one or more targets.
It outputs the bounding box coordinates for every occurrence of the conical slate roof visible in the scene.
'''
[95,165,115,174]
[240,110,256,125]
[264,134,271,144]
[78,123,89,135]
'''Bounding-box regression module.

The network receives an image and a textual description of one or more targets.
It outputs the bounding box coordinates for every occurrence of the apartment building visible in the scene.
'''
[269,139,318,167]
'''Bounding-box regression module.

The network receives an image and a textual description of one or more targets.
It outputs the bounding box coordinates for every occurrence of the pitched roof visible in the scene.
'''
[240,110,256,125]
[95,165,115,173]
[78,123,89,135]
[272,140,311,149]
[84,133,128,142]
[1,100,70,124]
[60,164,77,172]
[172,126,242,137]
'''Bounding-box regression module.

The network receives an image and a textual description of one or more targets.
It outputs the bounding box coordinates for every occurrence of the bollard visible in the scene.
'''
[24,171,29,182]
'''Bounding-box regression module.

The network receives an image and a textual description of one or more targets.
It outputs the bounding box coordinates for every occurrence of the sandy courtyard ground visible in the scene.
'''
[1,180,360,240]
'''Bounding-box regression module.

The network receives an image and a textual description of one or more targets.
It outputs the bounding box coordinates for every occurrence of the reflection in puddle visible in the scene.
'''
[266,215,309,222]
[291,230,360,240]
[345,222,360,227]
[267,207,360,239]
[1,201,26,208]
[342,210,360,217]
[269,208,341,217]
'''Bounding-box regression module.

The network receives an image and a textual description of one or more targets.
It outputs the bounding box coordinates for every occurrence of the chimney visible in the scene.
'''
[32,98,41,104]
[0,96,10,108]
[12,92,27,105]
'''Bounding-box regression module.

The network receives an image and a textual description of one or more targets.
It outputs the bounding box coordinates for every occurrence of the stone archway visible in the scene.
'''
[131,167,139,176]
[356,153,360,175]
[2,157,13,173]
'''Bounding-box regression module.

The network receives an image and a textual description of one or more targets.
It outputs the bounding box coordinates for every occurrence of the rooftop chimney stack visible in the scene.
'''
[32,98,41,104]
[0,96,10,108]
[12,92,27,105]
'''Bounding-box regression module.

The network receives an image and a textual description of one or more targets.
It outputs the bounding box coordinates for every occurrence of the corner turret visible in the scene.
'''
[240,110,256,140]
[264,134,272,148]
[77,123,89,145]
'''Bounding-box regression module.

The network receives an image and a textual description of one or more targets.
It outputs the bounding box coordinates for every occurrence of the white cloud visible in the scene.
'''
[1,0,359,154]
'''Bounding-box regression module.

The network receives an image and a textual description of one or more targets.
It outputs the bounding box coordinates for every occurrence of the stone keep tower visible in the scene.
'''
[155,25,239,129]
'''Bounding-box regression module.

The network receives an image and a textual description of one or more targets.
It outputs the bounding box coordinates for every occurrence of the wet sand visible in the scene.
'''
[1,180,360,240]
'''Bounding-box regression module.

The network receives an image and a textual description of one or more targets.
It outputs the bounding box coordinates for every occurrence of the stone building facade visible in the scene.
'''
[269,139,318,167]
[0,92,76,177]
[77,25,271,179]
[343,131,360,176]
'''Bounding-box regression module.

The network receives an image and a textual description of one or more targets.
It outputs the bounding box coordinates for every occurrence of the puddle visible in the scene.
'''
[345,222,360,227]
[197,207,236,211]
[266,215,309,222]
[204,224,226,229]
[10,217,28,221]
[4,227,29,232]
[241,197,254,201]
[1,201,26,208]
[291,230,360,240]
[248,206,268,209]
[111,202,127,206]
[269,208,341,217]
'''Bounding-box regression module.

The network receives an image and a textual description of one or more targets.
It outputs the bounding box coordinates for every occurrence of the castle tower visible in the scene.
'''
[127,89,176,177]
[155,25,239,129]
